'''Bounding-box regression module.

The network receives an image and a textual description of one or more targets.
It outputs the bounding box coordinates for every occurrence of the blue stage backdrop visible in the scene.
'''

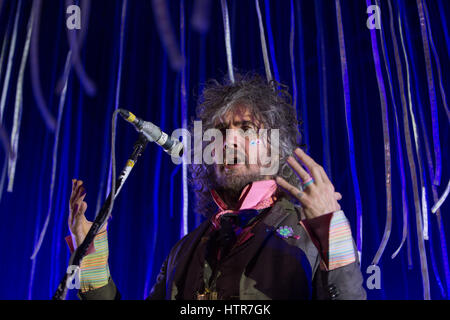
[0,0,448,300]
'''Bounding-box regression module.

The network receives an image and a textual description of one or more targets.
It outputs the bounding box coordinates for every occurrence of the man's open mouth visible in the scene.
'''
[223,163,242,170]
[221,154,246,172]
[224,156,246,166]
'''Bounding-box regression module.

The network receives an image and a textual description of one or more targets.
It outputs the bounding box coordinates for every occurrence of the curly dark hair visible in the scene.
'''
[188,72,304,218]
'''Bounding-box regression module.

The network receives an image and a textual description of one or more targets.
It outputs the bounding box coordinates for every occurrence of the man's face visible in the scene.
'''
[212,105,271,192]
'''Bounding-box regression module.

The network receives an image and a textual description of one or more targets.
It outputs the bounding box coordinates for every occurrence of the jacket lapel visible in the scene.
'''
[165,220,211,299]
[262,197,298,229]
[166,197,298,299]
[239,198,303,299]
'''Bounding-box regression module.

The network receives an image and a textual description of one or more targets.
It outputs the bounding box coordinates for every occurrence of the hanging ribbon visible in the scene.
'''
[334,0,363,262]
[0,0,21,203]
[389,0,431,299]
[295,0,309,148]
[255,0,272,82]
[30,0,56,131]
[220,0,234,83]
[7,3,34,192]
[366,0,392,268]
[376,0,417,265]
[180,0,188,237]
[93,0,127,216]
[289,0,297,112]
[106,0,127,200]
[399,0,450,293]
[432,180,450,214]
[152,0,185,71]
[30,51,73,260]
[59,0,96,96]
[419,8,449,291]
[0,0,21,123]
[416,0,441,187]
[264,0,279,82]
[422,0,450,124]
[427,205,446,298]
[386,6,410,263]
[0,1,13,91]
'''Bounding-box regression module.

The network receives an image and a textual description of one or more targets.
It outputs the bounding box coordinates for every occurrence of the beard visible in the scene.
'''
[212,164,267,193]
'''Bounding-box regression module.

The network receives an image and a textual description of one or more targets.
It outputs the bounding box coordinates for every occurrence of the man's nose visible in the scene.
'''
[223,141,238,150]
[223,129,243,149]
[223,130,241,163]
[223,141,238,163]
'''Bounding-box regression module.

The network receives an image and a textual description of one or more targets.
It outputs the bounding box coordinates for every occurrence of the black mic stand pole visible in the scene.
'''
[52,134,148,300]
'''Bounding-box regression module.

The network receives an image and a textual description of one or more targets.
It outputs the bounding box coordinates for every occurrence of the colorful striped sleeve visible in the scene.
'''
[328,210,356,270]
[79,230,110,292]
[300,210,356,271]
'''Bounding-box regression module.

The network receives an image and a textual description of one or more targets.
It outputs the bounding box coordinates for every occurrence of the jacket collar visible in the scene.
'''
[210,179,278,229]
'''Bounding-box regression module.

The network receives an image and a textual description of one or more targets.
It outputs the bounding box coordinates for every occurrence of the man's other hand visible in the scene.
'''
[68,179,107,248]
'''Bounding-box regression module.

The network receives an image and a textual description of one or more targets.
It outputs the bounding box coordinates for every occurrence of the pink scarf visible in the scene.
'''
[210,179,278,229]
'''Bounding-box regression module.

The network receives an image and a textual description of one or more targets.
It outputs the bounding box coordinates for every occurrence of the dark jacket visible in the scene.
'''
[79,197,367,300]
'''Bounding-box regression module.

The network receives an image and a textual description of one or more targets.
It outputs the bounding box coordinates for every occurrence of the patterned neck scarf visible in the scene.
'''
[210,179,278,230]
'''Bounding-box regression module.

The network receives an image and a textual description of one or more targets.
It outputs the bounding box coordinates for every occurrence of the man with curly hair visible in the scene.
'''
[68,74,366,300]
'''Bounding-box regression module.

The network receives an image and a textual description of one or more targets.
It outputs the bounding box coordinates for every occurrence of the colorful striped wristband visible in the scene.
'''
[79,231,110,292]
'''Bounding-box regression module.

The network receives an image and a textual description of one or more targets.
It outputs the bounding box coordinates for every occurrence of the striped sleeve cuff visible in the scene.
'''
[300,210,355,271]
[328,210,356,270]
[79,231,110,292]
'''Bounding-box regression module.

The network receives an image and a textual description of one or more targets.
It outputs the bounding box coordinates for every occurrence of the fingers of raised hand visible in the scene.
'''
[70,179,85,208]
[69,179,87,226]
[78,201,87,216]
[288,149,323,185]
[275,176,310,204]
[294,149,335,185]
[292,148,337,188]
[279,149,343,216]
[286,156,311,182]
[70,203,88,234]
[293,148,323,183]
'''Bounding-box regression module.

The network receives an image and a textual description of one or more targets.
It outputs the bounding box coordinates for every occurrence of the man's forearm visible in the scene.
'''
[65,230,113,298]
[78,230,110,292]
[301,210,366,299]
[300,210,356,270]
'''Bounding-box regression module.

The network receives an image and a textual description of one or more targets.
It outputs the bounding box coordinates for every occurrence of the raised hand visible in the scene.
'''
[68,179,107,248]
[276,148,342,219]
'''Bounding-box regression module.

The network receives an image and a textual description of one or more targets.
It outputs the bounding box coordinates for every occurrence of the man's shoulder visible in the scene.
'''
[265,197,302,225]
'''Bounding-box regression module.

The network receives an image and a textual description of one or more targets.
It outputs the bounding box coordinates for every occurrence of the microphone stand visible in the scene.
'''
[52,134,148,300]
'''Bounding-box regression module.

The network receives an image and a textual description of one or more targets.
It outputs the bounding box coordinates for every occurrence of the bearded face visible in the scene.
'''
[212,104,273,193]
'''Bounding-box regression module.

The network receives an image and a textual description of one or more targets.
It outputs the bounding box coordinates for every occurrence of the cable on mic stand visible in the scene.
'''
[52,109,148,300]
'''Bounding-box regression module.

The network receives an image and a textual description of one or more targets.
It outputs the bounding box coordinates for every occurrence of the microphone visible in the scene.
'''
[118,109,184,158]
